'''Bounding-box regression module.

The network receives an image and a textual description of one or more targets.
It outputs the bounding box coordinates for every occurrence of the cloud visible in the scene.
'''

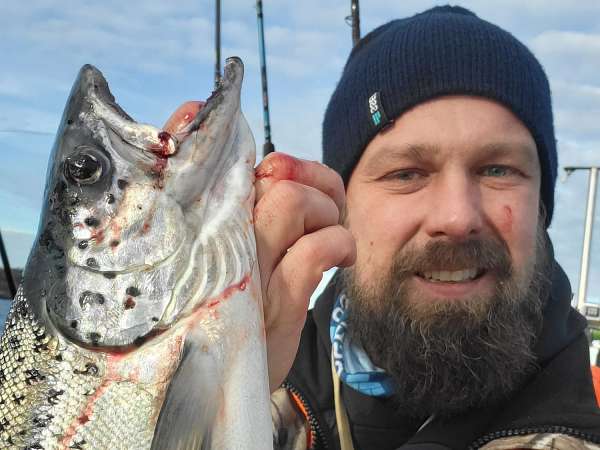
[530,31,600,84]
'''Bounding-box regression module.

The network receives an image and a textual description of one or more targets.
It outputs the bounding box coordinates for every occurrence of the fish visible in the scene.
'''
[0,57,273,450]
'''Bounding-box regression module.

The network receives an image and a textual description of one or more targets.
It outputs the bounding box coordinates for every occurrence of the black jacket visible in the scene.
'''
[284,261,600,449]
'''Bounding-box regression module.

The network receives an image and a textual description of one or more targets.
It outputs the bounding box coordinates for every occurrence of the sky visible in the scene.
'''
[0,0,599,305]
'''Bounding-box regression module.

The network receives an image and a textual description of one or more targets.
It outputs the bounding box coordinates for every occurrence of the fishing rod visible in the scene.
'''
[0,228,16,299]
[345,0,361,46]
[215,0,221,88]
[351,0,361,46]
[256,0,275,156]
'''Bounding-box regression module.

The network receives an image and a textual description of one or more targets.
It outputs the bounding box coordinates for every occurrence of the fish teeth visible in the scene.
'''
[422,268,478,282]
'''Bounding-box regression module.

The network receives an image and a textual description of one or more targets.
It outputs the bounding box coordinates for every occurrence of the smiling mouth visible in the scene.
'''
[416,268,486,283]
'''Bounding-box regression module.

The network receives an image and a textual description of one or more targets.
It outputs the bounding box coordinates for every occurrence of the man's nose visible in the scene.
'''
[423,172,484,240]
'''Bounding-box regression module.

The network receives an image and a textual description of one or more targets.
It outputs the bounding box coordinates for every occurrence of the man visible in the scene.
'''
[254,6,600,450]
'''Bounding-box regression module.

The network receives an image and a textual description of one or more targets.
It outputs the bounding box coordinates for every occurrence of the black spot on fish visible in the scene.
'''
[110,239,120,247]
[78,240,89,249]
[137,204,143,210]
[13,394,26,405]
[133,336,145,347]
[48,389,64,405]
[88,333,101,345]
[8,336,19,349]
[103,271,116,279]
[39,229,53,247]
[84,216,100,227]
[26,442,45,449]
[126,286,141,297]
[151,317,159,322]
[55,353,63,362]
[117,179,129,189]
[70,320,78,329]
[106,193,115,204]
[74,363,99,377]
[70,439,87,449]
[53,181,67,204]
[33,413,53,428]
[34,342,49,353]
[69,193,80,206]
[86,258,98,269]
[25,369,46,385]
[0,418,7,432]
[67,119,73,125]
[79,291,105,308]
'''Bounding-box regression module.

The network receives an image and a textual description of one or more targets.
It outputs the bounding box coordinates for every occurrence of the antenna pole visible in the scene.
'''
[564,166,599,313]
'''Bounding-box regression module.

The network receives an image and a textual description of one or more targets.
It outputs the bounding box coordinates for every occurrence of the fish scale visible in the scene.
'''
[0,288,191,449]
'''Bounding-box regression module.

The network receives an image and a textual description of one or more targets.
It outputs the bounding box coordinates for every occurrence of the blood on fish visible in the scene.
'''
[124,298,136,310]
[78,415,89,425]
[91,229,104,244]
[203,275,251,310]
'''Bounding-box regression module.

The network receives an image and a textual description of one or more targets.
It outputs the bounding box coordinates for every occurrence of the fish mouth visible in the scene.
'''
[77,57,244,161]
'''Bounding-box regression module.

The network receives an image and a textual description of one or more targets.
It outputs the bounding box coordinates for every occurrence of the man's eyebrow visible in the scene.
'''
[363,143,440,171]
[475,141,539,164]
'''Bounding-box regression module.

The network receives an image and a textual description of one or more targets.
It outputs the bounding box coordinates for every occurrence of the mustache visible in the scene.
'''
[391,237,512,278]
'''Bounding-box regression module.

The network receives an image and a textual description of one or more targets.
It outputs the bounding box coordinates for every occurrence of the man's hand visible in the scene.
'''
[254,152,356,392]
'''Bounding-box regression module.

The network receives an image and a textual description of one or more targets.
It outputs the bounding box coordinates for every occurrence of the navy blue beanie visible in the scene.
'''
[322,5,557,226]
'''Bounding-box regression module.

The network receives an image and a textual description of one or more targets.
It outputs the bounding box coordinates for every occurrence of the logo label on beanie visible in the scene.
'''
[368,92,389,130]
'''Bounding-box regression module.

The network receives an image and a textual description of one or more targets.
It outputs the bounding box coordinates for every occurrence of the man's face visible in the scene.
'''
[343,96,549,415]
[345,96,541,315]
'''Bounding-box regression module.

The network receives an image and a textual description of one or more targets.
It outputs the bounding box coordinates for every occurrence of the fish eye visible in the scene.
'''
[65,146,105,185]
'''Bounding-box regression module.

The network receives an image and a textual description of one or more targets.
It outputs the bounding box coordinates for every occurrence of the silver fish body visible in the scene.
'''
[0,58,272,449]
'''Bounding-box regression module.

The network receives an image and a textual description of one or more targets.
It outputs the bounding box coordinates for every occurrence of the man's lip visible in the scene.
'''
[412,270,493,299]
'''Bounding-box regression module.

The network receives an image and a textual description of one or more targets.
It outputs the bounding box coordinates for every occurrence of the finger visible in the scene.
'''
[162,101,204,134]
[254,180,340,293]
[266,224,356,329]
[255,152,345,213]
[265,225,356,390]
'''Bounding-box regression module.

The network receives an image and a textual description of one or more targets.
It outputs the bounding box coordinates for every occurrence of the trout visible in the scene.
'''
[0,57,273,449]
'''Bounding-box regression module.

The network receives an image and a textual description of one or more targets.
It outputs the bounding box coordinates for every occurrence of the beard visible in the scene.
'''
[344,221,553,418]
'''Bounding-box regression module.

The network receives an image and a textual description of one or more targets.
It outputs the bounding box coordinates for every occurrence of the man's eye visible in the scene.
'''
[386,170,421,181]
[482,166,512,177]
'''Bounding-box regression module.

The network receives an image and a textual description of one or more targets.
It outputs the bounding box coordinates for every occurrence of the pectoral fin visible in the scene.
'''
[151,327,221,450]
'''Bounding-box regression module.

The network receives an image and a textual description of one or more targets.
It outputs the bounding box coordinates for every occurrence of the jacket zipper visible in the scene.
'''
[282,381,330,450]
[468,426,600,449]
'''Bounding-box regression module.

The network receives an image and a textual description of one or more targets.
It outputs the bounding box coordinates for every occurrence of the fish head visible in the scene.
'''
[24,58,255,349]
